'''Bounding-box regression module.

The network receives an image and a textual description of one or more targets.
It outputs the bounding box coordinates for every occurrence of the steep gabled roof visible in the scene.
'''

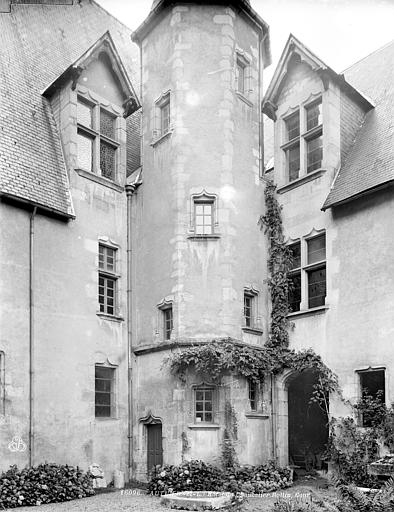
[262,34,373,121]
[43,31,140,116]
[0,0,140,218]
[132,0,271,68]
[323,40,394,210]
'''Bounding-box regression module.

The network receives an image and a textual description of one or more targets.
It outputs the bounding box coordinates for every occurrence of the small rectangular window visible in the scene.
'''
[77,132,93,172]
[95,366,115,418]
[78,100,93,128]
[194,201,214,235]
[236,58,246,94]
[100,141,116,180]
[248,380,257,411]
[287,144,300,182]
[306,100,322,131]
[288,242,301,313]
[163,306,173,341]
[359,369,385,427]
[160,96,170,136]
[244,293,254,327]
[100,108,115,140]
[195,387,214,423]
[307,135,323,173]
[306,234,326,308]
[98,244,118,316]
[286,111,300,141]
[307,234,326,265]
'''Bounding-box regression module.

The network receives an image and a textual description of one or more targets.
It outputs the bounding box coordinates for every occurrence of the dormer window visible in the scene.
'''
[281,97,323,183]
[77,97,119,181]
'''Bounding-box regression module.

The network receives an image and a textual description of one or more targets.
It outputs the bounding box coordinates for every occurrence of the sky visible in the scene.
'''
[98,0,394,85]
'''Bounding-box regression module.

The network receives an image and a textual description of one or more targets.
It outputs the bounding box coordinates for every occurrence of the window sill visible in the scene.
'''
[235,92,253,107]
[187,234,221,241]
[277,168,326,194]
[245,412,269,419]
[75,168,124,193]
[188,424,220,430]
[150,130,173,147]
[96,312,124,322]
[287,305,329,319]
[95,417,119,421]
[242,327,263,335]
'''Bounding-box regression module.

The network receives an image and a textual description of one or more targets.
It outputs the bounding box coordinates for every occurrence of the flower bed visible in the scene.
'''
[0,463,94,508]
[148,460,292,496]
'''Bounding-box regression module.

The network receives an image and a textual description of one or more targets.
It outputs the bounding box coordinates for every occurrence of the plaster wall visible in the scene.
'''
[0,58,130,482]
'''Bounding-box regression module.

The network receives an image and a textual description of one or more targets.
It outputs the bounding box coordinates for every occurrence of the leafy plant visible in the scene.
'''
[147,459,292,495]
[0,463,94,508]
[259,180,293,349]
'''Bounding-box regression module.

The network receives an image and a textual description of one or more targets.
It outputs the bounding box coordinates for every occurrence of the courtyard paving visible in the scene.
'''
[12,478,334,511]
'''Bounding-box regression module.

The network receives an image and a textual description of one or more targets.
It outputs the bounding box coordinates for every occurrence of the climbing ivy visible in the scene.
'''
[259,180,293,348]
[165,339,339,398]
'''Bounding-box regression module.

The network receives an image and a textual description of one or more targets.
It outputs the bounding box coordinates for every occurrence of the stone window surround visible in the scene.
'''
[75,86,124,188]
[188,190,220,241]
[96,236,124,322]
[279,92,324,187]
[94,361,118,420]
[189,381,219,427]
[242,286,263,335]
[151,89,174,146]
[287,228,327,317]
[157,297,175,341]
[234,47,253,106]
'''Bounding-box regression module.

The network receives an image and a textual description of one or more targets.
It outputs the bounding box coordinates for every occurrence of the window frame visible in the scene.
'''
[194,385,215,424]
[162,305,173,341]
[248,379,258,412]
[95,364,116,419]
[287,231,327,313]
[98,243,119,317]
[153,91,172,143]
[190,192,219,239]
[281,96,323,184]
[235,51,251,99]
[77,96,119,182]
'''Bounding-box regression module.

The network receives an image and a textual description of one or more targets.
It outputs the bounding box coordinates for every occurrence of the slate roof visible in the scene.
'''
[323,40,394,209]
[0,0,140,218]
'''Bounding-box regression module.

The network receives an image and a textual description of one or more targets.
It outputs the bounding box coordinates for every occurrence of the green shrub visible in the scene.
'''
[147,459,292,495]
[0,463,94,508]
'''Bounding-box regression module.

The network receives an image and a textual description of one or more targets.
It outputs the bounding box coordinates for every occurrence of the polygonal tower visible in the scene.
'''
[130,0,271,479]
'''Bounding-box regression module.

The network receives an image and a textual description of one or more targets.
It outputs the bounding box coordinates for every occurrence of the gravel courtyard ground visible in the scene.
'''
[12,479,334,512]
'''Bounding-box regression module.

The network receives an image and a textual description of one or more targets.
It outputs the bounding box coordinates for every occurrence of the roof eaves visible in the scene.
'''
[0,192,75,220]
[322,179,394,211]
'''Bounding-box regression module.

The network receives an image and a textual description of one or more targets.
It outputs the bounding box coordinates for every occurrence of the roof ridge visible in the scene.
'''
[89,0,134,33]
[342,38,394,74]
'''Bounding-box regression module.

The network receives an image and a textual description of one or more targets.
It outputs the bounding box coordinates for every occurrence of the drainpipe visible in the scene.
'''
[126,184,137,480]
[270,373,277,462]
[29,206,37,467]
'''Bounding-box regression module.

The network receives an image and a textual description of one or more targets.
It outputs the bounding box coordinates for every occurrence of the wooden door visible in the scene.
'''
[147,423,163,473]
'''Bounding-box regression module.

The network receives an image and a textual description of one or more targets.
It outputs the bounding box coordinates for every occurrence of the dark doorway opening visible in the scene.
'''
[288,370,328,470]
[147,422,163,474]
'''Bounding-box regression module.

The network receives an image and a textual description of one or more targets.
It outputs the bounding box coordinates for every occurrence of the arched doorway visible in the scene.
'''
[287,370,328,470]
